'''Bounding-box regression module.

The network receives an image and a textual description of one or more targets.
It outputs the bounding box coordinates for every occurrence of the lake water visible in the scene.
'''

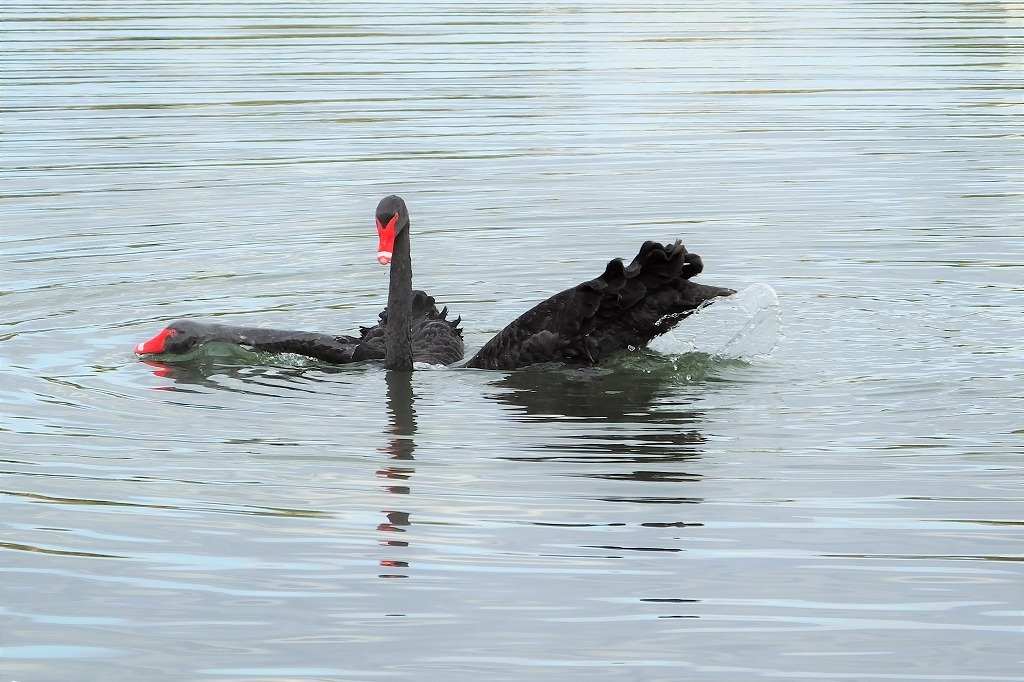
[2,1,1022,680]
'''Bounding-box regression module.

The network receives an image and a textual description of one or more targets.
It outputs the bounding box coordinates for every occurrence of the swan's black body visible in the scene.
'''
[350,290,464,366]
[374,195,735,371]
[464,240,733,370]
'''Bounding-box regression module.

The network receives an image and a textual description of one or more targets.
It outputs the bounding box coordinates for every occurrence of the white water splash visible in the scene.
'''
[648,283,781,360]
[414,361,450,371]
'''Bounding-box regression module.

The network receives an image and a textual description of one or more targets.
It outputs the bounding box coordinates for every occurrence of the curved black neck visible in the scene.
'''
[385,224,414,371]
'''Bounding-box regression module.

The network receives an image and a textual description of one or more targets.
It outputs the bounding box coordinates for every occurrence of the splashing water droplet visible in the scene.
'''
[648,283,781,360]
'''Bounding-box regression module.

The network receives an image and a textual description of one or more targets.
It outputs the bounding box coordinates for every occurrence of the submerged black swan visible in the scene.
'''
[134,290,464,366]
[374,195,735,371]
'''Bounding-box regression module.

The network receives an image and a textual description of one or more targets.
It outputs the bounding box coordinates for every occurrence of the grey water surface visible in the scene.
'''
[2,1,1022,680]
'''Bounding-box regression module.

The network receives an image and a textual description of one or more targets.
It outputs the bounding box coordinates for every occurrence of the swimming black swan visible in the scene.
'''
[134,290,464,366]
[135,195,733,370]
[374,195,735,371]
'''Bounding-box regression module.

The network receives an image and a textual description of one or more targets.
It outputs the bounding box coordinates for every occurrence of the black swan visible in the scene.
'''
[135,195,733,370]
[134,290,464,366]
[374,195,735,371]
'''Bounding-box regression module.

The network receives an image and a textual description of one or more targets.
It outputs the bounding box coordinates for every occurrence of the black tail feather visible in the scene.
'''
[466,241,733,370]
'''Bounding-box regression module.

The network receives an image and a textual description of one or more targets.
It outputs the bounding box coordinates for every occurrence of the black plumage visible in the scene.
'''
[350,290,464,366]
[464,240,734,369]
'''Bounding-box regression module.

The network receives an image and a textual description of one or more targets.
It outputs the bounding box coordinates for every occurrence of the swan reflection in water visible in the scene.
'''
[377,371,417,579]
[489,362,708,504]
[372,365,709,577]
[139,355,711,577]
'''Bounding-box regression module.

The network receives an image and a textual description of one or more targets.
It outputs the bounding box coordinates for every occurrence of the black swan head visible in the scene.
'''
[376,194,410,266]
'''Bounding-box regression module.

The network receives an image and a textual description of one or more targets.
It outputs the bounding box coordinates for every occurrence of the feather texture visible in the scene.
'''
[465,240,734,370]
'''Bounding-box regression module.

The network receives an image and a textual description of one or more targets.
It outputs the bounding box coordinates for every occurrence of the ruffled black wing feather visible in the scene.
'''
[353,290,464,366]
[465,241,733,370]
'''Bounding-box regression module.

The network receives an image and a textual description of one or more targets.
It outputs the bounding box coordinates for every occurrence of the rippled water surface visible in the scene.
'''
[3,1,1022,680]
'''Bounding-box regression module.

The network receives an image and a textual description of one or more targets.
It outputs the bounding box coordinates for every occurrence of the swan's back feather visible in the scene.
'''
[353,290,464,366]
[465,240,733,370]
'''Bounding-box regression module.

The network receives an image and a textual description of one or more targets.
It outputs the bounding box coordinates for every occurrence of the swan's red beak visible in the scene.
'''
[135,328,174,355]
[376,213,399,265]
